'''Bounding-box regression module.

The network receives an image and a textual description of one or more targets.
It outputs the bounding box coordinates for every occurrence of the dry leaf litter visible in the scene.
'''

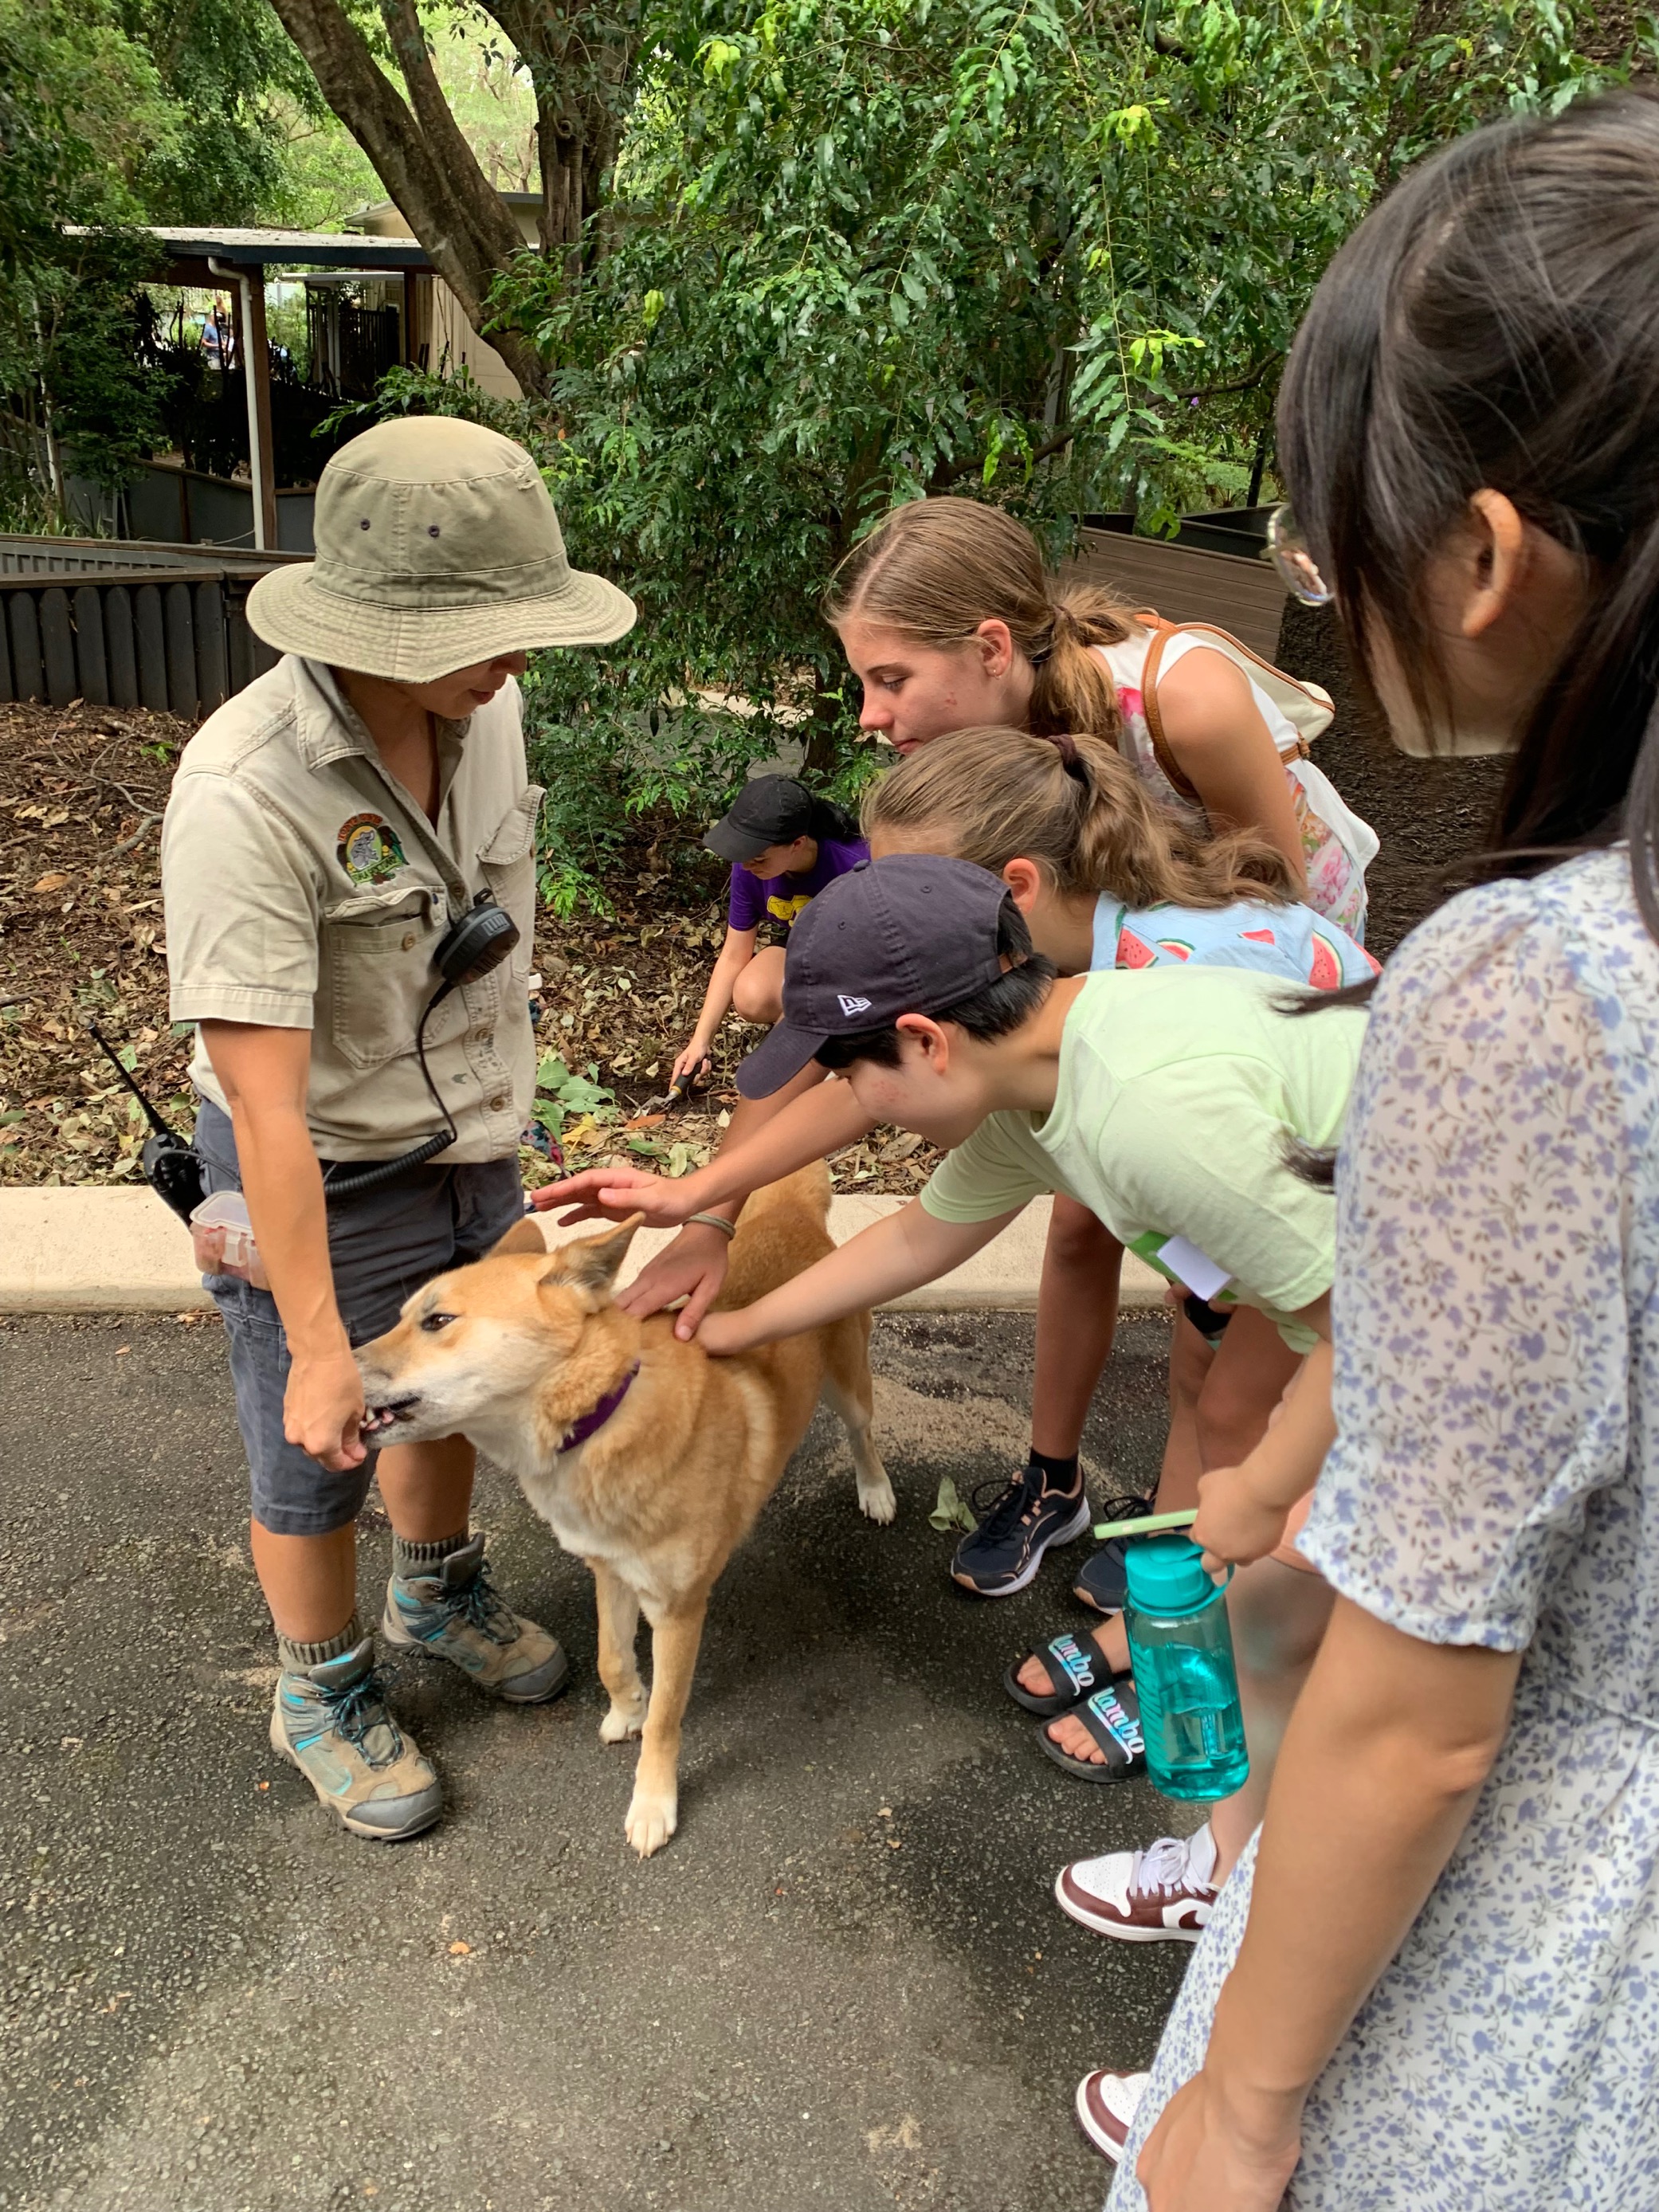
[0,701,939,1197]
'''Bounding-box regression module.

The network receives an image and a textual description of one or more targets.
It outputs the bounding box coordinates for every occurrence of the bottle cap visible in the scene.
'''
[1124,1534,1222,1617]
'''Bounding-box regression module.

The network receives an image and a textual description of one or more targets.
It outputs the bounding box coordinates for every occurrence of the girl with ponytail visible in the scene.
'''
[825,496,1376,939]
[1112,90,1659,2211]
[863,725,1375,990]
[862,727,1371,1754]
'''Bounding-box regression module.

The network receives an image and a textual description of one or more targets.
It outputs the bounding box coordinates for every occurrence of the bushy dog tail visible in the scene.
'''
[717,1161,834,1311]
[742,1160,832,1224]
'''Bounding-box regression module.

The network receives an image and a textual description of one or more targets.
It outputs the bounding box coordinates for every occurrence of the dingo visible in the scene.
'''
[355,1165,892,1856]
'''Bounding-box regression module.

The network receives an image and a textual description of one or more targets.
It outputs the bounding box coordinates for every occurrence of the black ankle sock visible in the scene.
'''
[1028,1448,1081,1496]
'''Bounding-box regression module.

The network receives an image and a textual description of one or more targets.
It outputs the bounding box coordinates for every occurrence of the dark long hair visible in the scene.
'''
[1278,88,1659,943]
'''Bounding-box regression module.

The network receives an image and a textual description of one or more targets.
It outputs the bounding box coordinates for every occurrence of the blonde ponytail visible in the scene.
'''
[864,726,1299,909]
[826,498,1135,743]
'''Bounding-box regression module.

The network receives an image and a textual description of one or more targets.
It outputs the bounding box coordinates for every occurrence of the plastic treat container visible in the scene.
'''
[1124,1535,1250,1801]
[189,1190,269,1288]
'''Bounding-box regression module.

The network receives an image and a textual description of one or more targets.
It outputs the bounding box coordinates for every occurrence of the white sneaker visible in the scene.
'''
[1075,2069,1151,2163]
[1055,1823,1218,1942]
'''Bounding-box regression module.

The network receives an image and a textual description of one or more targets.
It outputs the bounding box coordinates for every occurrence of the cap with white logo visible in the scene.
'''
[735,854,1015,1099]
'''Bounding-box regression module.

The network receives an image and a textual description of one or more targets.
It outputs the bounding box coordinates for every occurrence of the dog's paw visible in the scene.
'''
[857,1473,898,1525]
[599,1693,647,1743]
[625,1788,677,1858]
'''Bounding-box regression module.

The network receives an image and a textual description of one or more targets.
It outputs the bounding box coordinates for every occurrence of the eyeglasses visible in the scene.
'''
[1267,505,1333,608]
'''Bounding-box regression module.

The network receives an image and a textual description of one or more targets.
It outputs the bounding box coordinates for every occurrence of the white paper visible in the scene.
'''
[1155,1236,1233,1303]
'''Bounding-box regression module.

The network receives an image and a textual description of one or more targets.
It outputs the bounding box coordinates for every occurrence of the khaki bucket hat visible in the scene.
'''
[246,417,637,682]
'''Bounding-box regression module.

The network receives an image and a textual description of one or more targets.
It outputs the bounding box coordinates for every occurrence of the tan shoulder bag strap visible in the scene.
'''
[1134,617,1202,802]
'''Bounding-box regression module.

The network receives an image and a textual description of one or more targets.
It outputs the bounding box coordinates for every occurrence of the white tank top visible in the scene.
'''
[1094,630,1376,943]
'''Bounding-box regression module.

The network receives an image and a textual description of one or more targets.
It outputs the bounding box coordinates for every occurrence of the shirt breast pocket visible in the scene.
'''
[477,786,543,990]
[322,884,458,1071]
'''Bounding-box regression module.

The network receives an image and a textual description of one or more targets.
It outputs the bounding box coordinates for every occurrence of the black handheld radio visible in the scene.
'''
[86,1022,207,1223]
[323,891,520,1198]
[99,890,522,1218]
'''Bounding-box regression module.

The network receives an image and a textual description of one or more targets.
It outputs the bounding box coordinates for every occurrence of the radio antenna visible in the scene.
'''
[85,1021,177,1142]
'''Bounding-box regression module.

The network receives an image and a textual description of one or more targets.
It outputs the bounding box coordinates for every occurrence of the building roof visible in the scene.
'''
[352,193,539,218]
[115,226,434,273]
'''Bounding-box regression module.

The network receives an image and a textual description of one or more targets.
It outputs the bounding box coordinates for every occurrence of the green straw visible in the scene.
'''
[1091,1507,1199,1541]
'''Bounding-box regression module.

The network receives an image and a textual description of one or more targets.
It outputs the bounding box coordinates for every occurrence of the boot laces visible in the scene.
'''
[1131,1835,1196,1900]
[443,1556,518,1645]
[317,1668,403,1767]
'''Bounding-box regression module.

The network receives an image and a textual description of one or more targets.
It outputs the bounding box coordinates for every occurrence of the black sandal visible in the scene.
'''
[1035,1680,1146,1783]
[1002,1628,1116,1718]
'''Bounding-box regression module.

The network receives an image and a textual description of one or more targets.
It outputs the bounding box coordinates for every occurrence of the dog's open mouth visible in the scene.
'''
[361,1394,421,1438]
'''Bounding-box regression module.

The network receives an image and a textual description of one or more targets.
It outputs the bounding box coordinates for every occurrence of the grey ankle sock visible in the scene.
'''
[391,1530,471,1579]
[278,1614,363,1673]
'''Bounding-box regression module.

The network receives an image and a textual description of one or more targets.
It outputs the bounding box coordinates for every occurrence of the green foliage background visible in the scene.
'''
[2,0,1648,906]
[481,0,1637,904]
[0,0,325,519]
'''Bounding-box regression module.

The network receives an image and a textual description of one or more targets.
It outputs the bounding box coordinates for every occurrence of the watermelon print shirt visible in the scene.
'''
[1092,895,1379,990]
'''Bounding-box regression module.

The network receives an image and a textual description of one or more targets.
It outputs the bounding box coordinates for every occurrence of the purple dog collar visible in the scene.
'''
[558,1363,640,1453]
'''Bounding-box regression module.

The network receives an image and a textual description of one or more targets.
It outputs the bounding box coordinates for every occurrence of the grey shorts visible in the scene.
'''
[194,1098,524,1537]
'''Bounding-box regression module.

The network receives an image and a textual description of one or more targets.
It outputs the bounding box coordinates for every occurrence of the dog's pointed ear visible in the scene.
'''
[488,1215,550,1259]
[540,1212,644,1297]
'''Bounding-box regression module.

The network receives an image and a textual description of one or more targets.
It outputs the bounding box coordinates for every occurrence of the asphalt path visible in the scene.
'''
[1,1306,1195,2212]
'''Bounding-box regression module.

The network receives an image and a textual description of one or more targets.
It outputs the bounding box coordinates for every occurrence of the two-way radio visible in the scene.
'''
[86,1022,206,1223]
[90,888,523,1217]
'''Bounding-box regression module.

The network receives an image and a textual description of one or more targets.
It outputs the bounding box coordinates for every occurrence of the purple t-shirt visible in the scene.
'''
[728,835,869,933]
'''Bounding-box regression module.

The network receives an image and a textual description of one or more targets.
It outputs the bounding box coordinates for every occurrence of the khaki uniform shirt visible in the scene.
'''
[162,655,541,1163]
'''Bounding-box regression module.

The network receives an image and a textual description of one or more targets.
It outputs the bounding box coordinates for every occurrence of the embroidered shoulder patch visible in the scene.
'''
[337,813,407,884]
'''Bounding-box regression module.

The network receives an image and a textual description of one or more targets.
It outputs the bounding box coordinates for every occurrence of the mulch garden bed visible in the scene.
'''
[0,700,937,1195]
[0,640,1500,1192]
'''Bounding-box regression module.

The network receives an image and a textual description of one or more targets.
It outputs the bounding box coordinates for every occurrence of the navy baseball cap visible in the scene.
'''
[735,853,1015,1098]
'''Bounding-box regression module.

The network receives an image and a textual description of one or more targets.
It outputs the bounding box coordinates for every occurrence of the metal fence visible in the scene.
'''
[0,537,295,716]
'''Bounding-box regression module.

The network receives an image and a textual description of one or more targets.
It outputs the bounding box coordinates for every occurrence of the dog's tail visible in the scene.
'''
[739,1159,832,1225]
[716,1160,834,1312]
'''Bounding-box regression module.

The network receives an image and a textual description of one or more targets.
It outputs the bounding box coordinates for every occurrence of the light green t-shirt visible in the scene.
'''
[920,968,1366,1335]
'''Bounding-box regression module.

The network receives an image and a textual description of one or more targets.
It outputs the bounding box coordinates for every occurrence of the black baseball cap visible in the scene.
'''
[736,853,1015,1098]
[704,775,818,865]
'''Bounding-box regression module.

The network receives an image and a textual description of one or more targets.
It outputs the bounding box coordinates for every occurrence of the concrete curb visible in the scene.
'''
[0,1186,1167,1316]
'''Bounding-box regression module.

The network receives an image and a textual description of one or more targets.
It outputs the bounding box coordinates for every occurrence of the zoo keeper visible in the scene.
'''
[160,418,636,1841]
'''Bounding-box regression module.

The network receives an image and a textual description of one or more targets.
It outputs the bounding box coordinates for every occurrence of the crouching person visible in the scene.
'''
[160,418,636,1837]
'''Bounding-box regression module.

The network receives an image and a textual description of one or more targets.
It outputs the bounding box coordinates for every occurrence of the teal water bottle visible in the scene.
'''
[1124,1535,1249,1801]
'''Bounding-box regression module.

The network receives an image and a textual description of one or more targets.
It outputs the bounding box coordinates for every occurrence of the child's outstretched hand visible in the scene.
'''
[529,1165,688,1226]
[692,1308,749,1358]
[1191,1462,1292,1577]
[617,1225,731,1337]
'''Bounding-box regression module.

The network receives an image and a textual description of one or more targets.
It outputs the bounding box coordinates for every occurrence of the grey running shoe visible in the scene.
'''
[382,1533,568,1703]
[269,1637,442,1840]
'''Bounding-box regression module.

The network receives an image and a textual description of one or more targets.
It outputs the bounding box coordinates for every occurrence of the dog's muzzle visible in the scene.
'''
[360,1393,421,1438]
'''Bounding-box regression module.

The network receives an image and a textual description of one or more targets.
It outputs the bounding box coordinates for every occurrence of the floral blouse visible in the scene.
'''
[1110,848,1659,2210]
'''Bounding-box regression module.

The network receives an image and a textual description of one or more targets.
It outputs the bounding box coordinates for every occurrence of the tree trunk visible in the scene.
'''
[265,0,551,396]
[533,86,585,276]
[485,0,642,280]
